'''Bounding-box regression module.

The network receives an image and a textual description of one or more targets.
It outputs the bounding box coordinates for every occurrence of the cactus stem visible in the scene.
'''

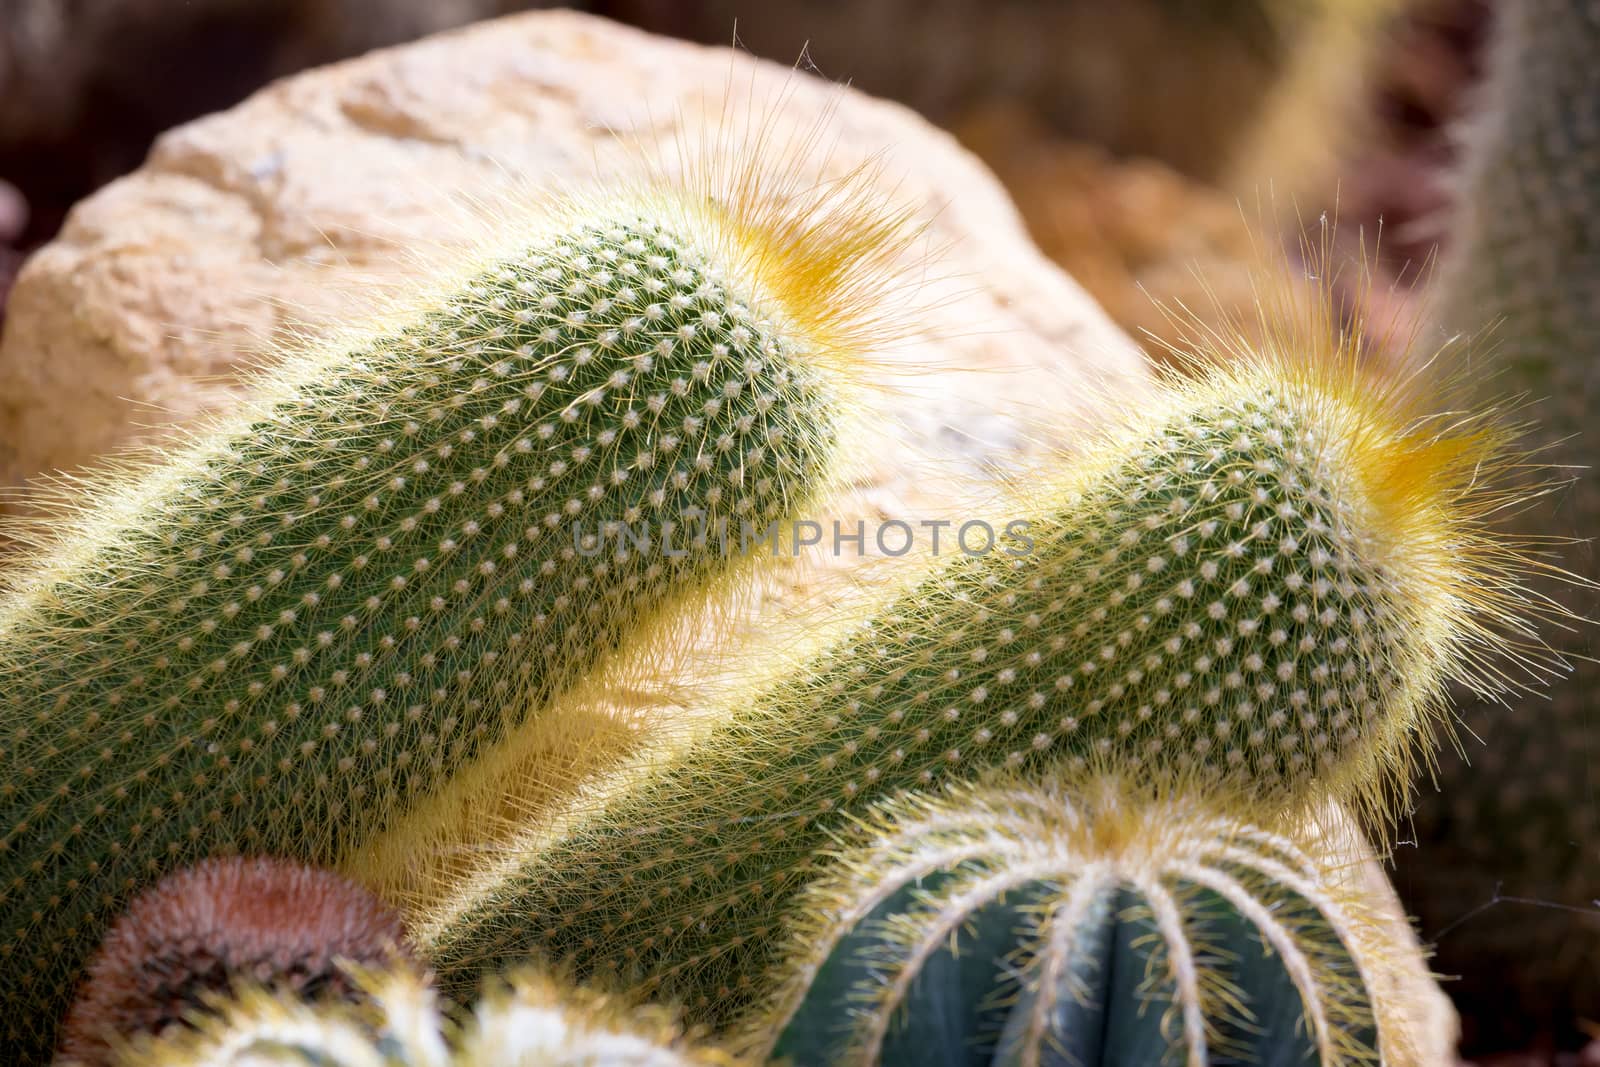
[0,86,928,1064]
[419,240,1560,1023]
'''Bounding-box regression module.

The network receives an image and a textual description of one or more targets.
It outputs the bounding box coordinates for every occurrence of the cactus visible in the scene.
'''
[1394,0,1600,1046]
[421,312,1541,1024]
[0,121,917,1062]
[748,775,1434,1067]
[105,965,733,1067]
[58,857,412,1067]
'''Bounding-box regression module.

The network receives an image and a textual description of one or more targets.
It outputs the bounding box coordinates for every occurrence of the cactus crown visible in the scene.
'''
[1119,256,1557,817]
[752,775,1418,1067]
[97,965,440,1067]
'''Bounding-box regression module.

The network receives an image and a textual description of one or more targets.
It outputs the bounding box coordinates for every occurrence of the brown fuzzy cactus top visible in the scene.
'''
[57,856,411,1066]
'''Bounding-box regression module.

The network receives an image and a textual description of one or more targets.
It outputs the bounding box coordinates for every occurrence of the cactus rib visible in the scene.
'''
[752,776,1432,1067]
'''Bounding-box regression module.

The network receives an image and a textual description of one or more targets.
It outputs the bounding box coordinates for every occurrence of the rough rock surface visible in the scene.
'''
[0,9,1454,1059]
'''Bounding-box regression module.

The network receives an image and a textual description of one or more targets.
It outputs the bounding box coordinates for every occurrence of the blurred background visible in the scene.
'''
[0,0,1484,342]
[7,1,1554,1062]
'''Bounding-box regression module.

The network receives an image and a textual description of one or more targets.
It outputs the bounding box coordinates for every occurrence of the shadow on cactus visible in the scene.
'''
[747,775,1438,1067]
[0,91,926,1063]
[422,250,1557,1025]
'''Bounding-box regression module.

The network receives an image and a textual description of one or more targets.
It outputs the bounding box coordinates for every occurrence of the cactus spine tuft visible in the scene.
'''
[752,775,1434,1067]
[422,289,1545,1025]
[0,108,920,1064]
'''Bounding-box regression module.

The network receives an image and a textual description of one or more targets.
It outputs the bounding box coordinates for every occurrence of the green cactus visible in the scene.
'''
[102,965,734,1067]
[421,325,1539,1025]
[1394,0,1600,1047]
[748,775,1435,1067]
[0,141,915,1062]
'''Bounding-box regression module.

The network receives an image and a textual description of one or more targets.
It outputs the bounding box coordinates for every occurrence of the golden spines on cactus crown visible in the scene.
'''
[1121,263,1560,822]
[0,90,927,1065]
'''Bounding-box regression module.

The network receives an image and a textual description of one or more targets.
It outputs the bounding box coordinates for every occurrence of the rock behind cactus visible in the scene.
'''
[0,130,915,1061]
[1395,0,1600,1046]
[753,776,1438,1067]
[422,307,1539,1026]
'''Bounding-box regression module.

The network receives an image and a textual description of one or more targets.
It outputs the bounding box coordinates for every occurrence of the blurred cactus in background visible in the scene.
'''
[1396,0,1600,1051]
[616,0,1404,207]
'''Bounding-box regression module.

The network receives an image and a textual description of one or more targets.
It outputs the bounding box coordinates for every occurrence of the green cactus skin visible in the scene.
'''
[1394,0,1600,1047]
[0,160,905,1061]
[102,966,734,1067]
[751,777,1432,1067]
[421,337,1531,1025]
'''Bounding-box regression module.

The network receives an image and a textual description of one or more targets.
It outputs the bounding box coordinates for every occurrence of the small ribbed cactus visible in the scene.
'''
[0,125,916,1063]
[59,857,411,1067]
[423,319,1540,1022]
[1396,0,1600,1047]
[750,776,1432,1067]
[106,966,732,1067]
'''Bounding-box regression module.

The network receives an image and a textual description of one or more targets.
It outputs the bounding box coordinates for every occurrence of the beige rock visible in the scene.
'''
[0,9,1145,503]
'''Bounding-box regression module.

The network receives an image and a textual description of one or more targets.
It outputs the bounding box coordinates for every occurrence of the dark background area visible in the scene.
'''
[0,0,1483,315]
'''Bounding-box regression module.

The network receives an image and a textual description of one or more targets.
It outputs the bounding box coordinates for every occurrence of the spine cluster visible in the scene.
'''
[104,965,731,1067]
[422,341,1526,1026]
[0,203,850,1061]
[753,776,1425,1067]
